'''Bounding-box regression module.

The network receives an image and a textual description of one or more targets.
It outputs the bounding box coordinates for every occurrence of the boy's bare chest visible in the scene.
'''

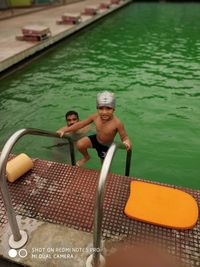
[95,119,117,134]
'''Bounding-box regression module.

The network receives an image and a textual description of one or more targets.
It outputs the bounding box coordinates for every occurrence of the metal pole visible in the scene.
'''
[0,128,75,245]
[125,149,132,176]
[67,136,76,165]
[0,129,27,241]
[93,143,117,267]
[0,176,21,241]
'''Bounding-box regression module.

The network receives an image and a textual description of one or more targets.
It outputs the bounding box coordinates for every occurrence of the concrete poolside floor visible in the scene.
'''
[0,0,132,73]
[0,5,52,20]
[0,216,96,267]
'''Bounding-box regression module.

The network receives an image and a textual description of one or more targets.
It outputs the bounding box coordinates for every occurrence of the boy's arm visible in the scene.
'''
[117,122,132,150]
[57,114,95,137]
[77,124,94,135]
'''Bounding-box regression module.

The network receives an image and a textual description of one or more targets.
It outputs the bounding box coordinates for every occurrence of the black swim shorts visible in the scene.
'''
[88,135,110,159]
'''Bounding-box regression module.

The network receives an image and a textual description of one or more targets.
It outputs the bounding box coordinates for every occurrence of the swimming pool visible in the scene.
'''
[0,3,200,189]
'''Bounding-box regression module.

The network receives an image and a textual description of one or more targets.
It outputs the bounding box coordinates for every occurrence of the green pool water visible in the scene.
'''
[0,3,200,189]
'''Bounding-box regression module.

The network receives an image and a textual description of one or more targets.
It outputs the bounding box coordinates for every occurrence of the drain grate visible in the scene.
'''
[0,158,199,266]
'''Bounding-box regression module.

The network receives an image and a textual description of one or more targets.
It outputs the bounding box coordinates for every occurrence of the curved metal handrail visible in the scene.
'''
[0,128,75,245]
[92,143,132,266]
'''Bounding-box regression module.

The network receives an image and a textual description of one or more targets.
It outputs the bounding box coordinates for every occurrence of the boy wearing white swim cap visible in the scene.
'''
[57,91,131,166]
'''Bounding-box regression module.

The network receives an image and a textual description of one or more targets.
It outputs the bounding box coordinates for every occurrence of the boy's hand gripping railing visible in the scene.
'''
[86,143,132,267]
[0,128,75,249]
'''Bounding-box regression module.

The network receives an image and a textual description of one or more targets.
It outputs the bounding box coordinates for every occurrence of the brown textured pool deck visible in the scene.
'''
[0,158,199,266]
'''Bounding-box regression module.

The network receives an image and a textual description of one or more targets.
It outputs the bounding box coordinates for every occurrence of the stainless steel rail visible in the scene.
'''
[0,128,75,247]
[92,143,132,267]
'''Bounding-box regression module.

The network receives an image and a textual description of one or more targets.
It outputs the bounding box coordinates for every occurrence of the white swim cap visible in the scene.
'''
[96,91,115,109]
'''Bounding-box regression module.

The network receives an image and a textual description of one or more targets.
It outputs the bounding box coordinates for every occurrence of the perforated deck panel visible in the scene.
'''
[0,158,199,266]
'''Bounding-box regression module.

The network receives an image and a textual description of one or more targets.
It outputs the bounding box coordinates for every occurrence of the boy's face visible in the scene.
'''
[98,106,114,121]
[66,115,79,126]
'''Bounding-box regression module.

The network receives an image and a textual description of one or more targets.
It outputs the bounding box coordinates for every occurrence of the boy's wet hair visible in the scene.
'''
[65,110,79,120]
[96,91,115,109]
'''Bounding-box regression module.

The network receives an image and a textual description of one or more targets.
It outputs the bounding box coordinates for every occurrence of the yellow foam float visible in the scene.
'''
[6,153,33,183]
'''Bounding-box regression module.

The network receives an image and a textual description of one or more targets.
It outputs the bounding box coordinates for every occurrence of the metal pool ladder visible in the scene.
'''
[0,128,132,267]
[0,128,75,248]
[86,143,132,267]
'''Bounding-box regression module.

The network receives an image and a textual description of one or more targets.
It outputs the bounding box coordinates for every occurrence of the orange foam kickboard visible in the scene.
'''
[124,181,199,229]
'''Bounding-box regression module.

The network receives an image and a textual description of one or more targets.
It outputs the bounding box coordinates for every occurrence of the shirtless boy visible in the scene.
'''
[57,91,131,166]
